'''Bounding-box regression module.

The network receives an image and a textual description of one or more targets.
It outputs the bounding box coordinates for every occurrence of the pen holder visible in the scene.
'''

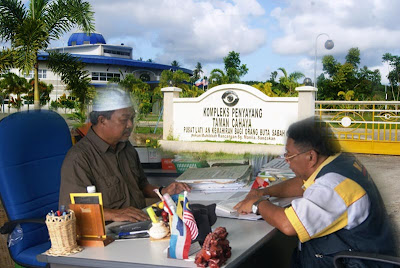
[45,210,82,256]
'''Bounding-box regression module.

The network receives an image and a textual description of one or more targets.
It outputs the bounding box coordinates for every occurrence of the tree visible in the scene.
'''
[0,0,95,109]
[223,51,248,82]
[25,79,53,107]
[209,68,229,87]
[382,53,400,101]
[0,48,14,71]
[277,67,304,94]
[346,47,361,69]
[155,70,203,98]
[193,62,203,80]
[268,71,278,87]
[47,51,95,115]
[319,47,383,100]
[171,60,180,67]
[118,73,152,115]
[252,82,276,97]
[223,51,248,76]
[0,72,28,111]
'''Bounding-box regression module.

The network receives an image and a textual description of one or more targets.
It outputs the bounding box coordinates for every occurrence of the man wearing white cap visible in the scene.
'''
[59,85,190,222]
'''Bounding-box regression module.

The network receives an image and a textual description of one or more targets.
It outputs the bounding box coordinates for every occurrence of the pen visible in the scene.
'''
[118,230,149,237]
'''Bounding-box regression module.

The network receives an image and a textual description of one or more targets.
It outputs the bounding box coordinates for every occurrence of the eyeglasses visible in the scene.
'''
[284,150,311,162]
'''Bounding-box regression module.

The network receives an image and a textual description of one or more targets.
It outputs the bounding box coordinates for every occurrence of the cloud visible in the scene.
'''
[270,0,400,56]
[86,0,267,67]
[270,0,400,83]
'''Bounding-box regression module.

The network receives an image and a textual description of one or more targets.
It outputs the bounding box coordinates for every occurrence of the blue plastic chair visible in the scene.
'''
[0,110,72,267]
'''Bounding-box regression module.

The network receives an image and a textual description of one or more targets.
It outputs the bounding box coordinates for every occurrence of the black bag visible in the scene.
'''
[191,203,217,245]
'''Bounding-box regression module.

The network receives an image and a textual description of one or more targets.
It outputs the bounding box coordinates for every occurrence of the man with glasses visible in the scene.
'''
[234,117,395,267]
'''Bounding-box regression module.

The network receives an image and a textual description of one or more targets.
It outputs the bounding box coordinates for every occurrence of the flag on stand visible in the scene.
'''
[169,194,191,259]
[195,78,208,87]
[195,78,203,86]
[183,191,198,240]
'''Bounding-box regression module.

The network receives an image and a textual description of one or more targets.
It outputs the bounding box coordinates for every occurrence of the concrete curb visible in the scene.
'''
[159,140,285,155]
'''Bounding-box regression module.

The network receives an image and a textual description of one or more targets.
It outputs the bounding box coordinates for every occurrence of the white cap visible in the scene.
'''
[92,85,133,111]
[86,185,96,193]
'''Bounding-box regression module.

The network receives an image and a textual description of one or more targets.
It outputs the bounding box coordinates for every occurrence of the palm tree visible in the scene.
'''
[0,48,14,71]
[47,51,95,115]
[0,72,29,111]
[277,67,305,93]
[193,62,203,80]
[171,60,180,67]
[209,68,229,87]
[0,0,95,109]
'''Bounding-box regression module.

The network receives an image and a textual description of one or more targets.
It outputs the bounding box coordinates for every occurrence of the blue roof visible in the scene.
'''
[68,33,106,46]
[38,53,193,75]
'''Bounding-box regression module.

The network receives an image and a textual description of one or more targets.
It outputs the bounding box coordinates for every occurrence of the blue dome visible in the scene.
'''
[68,32,106,46]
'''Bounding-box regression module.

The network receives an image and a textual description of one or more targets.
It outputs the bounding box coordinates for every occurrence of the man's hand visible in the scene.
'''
[163,182,191,195]
[233,196,259,214]
[104,207,150,222]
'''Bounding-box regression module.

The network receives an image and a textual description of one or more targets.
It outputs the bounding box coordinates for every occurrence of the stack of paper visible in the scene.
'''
[176,165,252,193]
[252,158,295,189]
[215,191,297,221]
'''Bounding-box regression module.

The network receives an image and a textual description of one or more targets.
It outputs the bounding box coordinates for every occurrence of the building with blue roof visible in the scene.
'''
[10,32,192,106]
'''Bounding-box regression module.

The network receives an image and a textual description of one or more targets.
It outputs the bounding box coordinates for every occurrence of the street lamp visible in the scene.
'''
[303,77,313,86]
[314,33,334,88]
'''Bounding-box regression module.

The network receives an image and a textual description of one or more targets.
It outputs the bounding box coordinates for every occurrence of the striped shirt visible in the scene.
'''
[285,154,370,243]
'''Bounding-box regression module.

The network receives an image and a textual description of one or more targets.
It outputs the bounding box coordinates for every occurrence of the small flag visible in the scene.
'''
[183,191,198,240]
[169,195,191,259]
[195,78,203,86]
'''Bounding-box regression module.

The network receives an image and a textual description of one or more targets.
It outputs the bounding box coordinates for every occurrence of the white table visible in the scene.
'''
[37,193,296,267]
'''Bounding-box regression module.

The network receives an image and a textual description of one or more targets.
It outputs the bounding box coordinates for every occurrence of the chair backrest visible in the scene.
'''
[0,110,72,267]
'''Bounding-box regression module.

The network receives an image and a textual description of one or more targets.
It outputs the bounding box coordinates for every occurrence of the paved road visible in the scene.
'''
[356,154,400,255]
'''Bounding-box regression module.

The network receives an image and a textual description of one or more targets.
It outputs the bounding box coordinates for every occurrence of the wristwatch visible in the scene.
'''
[252,195,270,215]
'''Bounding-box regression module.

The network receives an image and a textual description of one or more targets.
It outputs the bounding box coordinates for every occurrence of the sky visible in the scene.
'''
[49,0,400,84]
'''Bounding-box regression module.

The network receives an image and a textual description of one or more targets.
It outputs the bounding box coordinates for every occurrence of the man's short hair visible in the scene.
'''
[89,110,115,126]
[287,117,341,156]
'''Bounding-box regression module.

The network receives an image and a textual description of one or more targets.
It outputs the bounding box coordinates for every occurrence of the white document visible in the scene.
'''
[216,192,298,221]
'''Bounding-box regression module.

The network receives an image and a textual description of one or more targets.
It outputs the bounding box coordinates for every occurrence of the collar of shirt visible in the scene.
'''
[302,152,342,190]
[86,127,127,154]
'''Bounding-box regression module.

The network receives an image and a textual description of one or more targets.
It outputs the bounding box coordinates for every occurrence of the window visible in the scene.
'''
[104,49,130,57]
[38,69,46,79]
[91,72,120,82]
[71,41,76,46]
[23,70,34,79]
[140,73,151,82]
[92,72,99,81]
[23,69,46,79]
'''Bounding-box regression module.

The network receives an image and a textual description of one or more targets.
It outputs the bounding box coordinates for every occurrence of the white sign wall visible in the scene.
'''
[172,84,299,145]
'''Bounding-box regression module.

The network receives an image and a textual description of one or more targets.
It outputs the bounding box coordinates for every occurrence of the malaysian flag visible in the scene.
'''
[169,194,191,259]
[183,191,198,240]
[195,78,203,86]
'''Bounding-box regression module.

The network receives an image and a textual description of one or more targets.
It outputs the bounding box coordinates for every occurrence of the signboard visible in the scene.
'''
[173,84,298,145]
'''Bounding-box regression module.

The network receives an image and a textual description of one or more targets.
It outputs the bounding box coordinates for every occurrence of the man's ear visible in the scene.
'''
[98,115,106,125]
[309,150,319,166]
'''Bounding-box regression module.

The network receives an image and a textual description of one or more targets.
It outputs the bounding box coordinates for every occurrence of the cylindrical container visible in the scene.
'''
[45,210,82,256]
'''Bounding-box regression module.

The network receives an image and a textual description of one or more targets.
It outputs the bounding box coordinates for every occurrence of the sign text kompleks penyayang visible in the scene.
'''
[182,106,286,142]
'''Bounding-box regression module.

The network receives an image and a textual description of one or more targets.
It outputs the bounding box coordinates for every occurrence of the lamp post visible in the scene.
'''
[314,33,334,88]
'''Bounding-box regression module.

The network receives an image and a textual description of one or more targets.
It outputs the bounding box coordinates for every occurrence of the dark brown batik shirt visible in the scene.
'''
[59,128,149,209]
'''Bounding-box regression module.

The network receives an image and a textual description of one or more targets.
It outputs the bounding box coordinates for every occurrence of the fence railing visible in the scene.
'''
[315,101,400,155]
